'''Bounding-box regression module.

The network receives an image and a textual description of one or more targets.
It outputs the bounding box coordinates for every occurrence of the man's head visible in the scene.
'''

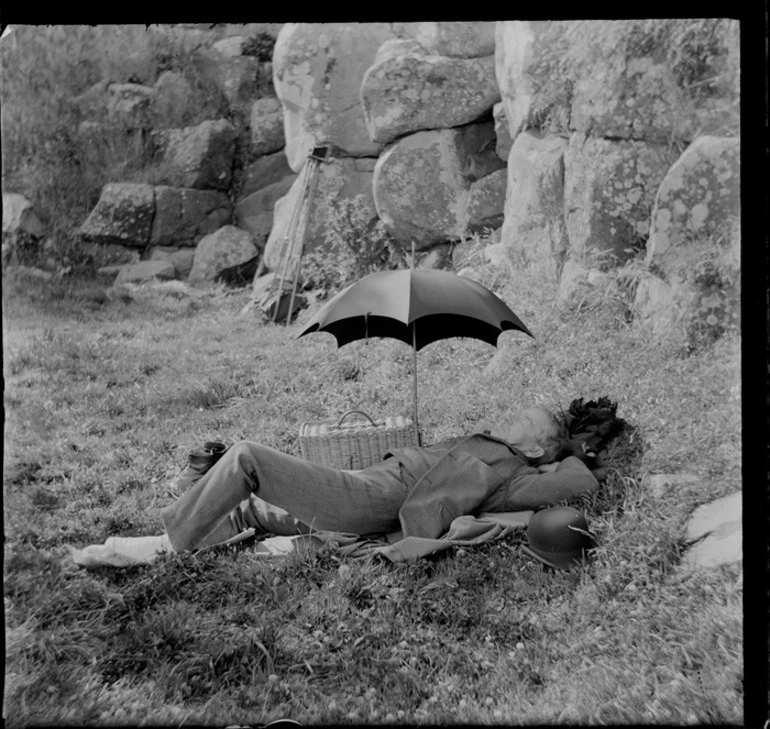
[491,407,567,465]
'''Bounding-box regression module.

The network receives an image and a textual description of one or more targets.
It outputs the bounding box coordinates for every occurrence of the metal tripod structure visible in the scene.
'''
[272,145,330,324]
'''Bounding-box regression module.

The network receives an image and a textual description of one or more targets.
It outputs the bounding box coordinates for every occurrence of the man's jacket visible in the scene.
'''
[386,434,598,540]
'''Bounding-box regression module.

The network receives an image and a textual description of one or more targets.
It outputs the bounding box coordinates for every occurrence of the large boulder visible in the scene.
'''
[361,39,500,145]
[500,130,569,278]
[80,183,155,248]
[2,193,47,239]
[262,156,378,271]
[192,51,264,108]
[2,192,48,264]
[496,20,740,146]
[646,136,740,280]
[642,136,741,347]
[495,21,571,143]
[144,246,196,278]
[150,187,232,247]
[569,21,739,143]
[153,70,196,128]
[189,225,259,282]
[235,175,297,246]
[240,149,294,198]
[212,35,246,58]
[563,133,679,265]
[373,122,505,248]
[632,273,688,341]
[466,168,507,232]
[249,97,286,157]
[273,23,398,171]
[154,119,236,190]
[393,21,496,58]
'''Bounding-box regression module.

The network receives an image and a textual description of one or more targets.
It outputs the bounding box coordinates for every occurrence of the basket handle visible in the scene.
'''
[337,410,377,428]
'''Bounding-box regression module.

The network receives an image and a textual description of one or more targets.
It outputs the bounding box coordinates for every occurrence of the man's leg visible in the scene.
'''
[195,495,311,547]
[162,441,407,552]
[70,497,311,569]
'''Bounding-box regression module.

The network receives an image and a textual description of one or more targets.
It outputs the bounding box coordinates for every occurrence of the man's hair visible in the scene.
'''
[530,411,569,466]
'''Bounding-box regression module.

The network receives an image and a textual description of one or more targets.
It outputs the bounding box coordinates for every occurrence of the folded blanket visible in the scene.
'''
[244,510,534,562]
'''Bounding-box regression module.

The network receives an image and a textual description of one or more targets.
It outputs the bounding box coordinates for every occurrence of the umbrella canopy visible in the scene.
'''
[299,269,534,348]
[298,269,534,429]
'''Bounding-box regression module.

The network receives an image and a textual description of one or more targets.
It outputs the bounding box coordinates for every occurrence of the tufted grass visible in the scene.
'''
[3,258,743,726]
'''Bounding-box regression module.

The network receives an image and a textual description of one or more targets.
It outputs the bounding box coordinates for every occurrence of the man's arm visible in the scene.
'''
[503,456,599,511]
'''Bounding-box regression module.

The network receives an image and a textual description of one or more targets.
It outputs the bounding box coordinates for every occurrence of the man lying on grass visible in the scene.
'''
[71,406,608,568]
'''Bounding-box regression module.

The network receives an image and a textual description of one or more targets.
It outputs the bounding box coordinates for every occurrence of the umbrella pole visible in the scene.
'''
[412,322,419,432]
[409,239,420,437]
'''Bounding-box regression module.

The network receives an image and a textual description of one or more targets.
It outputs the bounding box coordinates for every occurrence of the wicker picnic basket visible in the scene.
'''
[299,410,420,470]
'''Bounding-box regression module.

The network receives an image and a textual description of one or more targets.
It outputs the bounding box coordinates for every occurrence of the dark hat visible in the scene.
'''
[522,506,596,569]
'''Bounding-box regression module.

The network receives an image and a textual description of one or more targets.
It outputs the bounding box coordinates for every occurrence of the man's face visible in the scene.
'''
[496,408,556,455]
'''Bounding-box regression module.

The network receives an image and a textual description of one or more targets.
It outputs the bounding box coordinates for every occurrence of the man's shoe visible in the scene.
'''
[204,441,228,463]
[171,441,228,493]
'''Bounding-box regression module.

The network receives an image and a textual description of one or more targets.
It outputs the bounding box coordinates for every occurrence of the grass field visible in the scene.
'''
[2,261,742,726]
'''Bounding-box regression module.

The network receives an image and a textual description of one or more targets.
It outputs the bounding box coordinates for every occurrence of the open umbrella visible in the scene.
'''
[298,268,534,429]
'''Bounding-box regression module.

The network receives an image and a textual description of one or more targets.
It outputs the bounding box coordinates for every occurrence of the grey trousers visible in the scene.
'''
[161,441,409,552]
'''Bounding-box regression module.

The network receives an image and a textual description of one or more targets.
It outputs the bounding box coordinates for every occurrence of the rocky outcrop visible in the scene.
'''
[466,168,507,232]
[495,20,739,148]
[152,71,195,128]
[632,274,687,339]
[193,51,266,108]
[495,21,570,143]
[361,39,500,145]
[15,20,740,323]
[144,246,196,278]
[2,192,48,264]
[632,137,740,346]
[272,22,398,171]
[188,225,259,282]
[81,183,233,251]
[373,122,505,248]
[646,136,740,280]
[570,46,739,144]
[236,175,297,246]
[500,130,568,277]
[80,183,155,248]
[240,150,294,198]
[151,187,232,247]
[249,97,286,157]
[563,134,680,265]
[492,19,739,350]
[153,119,236,190]
[262,156,377,271]
[2,192,47,240]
